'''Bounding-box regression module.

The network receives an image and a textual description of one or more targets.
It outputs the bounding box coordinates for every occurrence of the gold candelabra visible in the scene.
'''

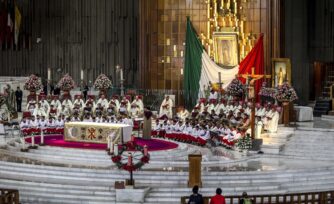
[201,0,257,62]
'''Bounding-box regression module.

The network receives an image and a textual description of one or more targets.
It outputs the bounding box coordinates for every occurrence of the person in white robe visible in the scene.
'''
[38,116,47,129]
[97,94,109,109]
[130,104,141,118]
[50,97,62,113]
[46,118,56,128]
[208,89,218,101]
[121,97,131,113]
[39,98,50,116]
[264,107,279,133]
[62,98,73,110]
[20,118,30,129]
[206,101,216,114]
[131,96,144,114]
[110,96,120,110]
[159,95,173,119]
[194,99,205,114]
[29,117,39,128]
[33,103,47,118]
[214,100,226,114]
[177,106,190,121]
[73,95,85,109]
[59,105,71,118]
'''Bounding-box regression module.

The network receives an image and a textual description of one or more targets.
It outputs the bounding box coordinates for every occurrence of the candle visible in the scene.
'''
[107,136,110,148]
[32,136,35,147]
[114,144,118,155]
[144,145,148,156]
[207,21,211,39]
[180,51,184,57]
[41,129,44,145]
[234,2,237,14]
[214,0,217,16]
[127,153,133,166]
[80,69,84,80]
[47,68,51,80]
[110,139,114,153]
[120,69,123,81]
[227,0,230,9]
[208,45,211,56]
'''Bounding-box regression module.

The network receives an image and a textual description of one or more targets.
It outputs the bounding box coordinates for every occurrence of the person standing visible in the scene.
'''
[239,192,254,204]
[210,188,226,204]
[188,185,203,204]
[15,86,23,112]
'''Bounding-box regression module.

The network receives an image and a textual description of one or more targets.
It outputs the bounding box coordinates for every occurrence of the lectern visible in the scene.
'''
[188,154,202,188]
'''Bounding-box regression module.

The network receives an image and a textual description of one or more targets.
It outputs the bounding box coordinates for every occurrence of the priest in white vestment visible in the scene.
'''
[97,94,109,109]
[73,95,85,109]
[131,96,144,114]
[177,106,190,121]
[159,95,173,119]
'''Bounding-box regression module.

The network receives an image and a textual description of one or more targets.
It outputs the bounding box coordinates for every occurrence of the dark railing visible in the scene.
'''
[0,189,19,204]
[181,190,334,204]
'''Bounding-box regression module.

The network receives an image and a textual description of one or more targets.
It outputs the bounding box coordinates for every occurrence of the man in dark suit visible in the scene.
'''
[15,86,23,112]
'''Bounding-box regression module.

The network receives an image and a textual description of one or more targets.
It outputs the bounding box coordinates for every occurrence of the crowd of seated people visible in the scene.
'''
[20,94,145,135]
[156,93,280,148]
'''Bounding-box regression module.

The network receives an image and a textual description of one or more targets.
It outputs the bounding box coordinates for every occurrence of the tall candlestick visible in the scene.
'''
[32,136,35,147]
[240,20,244,33]
[120,69,123,81]
[107,136,110,148]
[208,45,211,57]
[227,0,230,9]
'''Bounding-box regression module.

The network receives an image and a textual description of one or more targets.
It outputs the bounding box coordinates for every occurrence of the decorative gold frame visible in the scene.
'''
[272,58,292,87]
[212,32,239,68]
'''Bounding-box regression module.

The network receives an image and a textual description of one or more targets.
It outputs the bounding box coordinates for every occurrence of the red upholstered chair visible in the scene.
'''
[209,99,217,104]
[74,94,82,99]
[23,112,32,118]
[125,95,132,101]
[112,95,119,100]
[27,94,36,102]
[137,95,143,100]
[88,95,96,100]
[199,98,206,104]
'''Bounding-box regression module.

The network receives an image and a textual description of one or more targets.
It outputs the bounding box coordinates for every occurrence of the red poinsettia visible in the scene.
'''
[111,155,122,163]
[140,156,150,163]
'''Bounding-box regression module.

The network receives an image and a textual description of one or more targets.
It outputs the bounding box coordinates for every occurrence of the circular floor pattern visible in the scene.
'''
[25,135,178,151]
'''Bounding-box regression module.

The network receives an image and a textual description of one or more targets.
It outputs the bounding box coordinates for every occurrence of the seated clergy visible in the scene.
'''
[130,104,140,118]
[26,99,36,114]
[177,106,190,121]
[73,95,85,109]
[62,98,73,110]
[97,94,109,109]
[85,97,96,111]
[131,95,144,114]
[208,89,218,100]
[49,104,58,118]
[40,97,50,116]
[46,117,56,128]
[263,106,279,133]
[50,96,62,112]
[106,103,117,116]
[59,104,71,118]
[29,116,39,128]
[33,103,47,118]
[119,102,128,116]
[110,96,120,110]
[159,95,173,119]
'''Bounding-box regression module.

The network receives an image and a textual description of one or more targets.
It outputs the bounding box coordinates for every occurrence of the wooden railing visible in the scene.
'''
[181,190,334,204]
[0,189,19,204]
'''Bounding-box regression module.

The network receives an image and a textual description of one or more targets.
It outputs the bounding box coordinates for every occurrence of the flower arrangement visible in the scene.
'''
[275,82,298,102]
[226,78,245,97]
[24,74,43,92]
[237,133,252,151]
[259,87,277,98]
[93,74,112,90]
[57,74,75,91]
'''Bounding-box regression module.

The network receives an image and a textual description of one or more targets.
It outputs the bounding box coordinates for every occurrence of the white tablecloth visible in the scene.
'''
[294,106,314,121]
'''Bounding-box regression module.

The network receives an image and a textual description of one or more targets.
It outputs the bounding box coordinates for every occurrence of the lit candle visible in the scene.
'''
[80,69,84,80]
[222,17,226,27]
[114,144,118,155]
[234,2,237,14]
[127,153,133,166]
[47,68,51,80]
[214,0,217,16]
[207,21,211,39]
[144,145,148,156]
[227,0,230,9]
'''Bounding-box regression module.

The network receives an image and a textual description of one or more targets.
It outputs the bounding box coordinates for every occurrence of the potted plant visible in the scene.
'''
[93,74,112,95]
[24,74,43,95]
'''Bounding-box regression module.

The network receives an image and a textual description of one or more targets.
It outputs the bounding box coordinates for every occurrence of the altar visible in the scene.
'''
[64,122,132,144]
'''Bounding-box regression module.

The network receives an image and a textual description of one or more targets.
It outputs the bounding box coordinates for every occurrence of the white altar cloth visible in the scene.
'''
[294,106,313,121]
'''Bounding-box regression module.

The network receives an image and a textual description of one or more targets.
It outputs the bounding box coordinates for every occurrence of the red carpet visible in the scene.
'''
[25,135,178,151]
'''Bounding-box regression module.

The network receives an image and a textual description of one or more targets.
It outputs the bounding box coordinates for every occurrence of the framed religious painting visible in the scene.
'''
[272,58,292,87]
[212,32,239,68]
